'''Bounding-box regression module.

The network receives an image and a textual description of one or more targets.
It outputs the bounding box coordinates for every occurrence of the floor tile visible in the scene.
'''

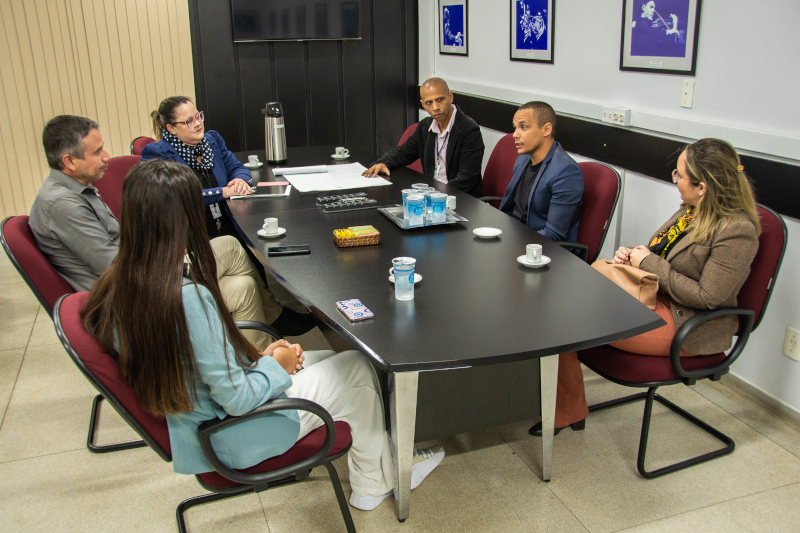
[496,377,800,533]
[0,446,268,533]
[694,378,800,446]
[0,283,39,350]
[262,428,587,533]
[619,482,800,533]
[0,249,24,286]
[27,307,61,347]
[0,342,139,463]
[0,348,25,424]
[782,439,800,460]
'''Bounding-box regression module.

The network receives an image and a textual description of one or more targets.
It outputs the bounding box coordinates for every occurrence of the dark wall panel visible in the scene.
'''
[373,0,405,155]
[341,0,375,154]
[307,41,342,146]
[273,42,309,148]
[195,0,241,148]
[238,42,274,152]
[190,0,418,156]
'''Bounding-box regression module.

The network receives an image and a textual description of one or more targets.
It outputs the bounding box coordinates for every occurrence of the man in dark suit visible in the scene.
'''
[499,101,583,245]
[362,78,485,197]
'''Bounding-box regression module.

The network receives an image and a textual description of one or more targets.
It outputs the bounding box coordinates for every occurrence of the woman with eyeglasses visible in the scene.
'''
[529,138,761,438]
[142,96,253,240]
[142,96,316,339]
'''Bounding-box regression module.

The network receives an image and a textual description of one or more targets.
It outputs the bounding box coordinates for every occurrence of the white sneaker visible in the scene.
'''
[349,489,393,511]
[411,445,445,490]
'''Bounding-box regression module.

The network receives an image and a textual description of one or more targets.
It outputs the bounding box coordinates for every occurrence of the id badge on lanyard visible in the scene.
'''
[210,203,222,219]
[435,132,449,181]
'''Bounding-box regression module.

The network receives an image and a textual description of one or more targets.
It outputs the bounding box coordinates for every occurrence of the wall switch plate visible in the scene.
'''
[783,327,800,361]
[601,106,631,126]
[680,80,695,108]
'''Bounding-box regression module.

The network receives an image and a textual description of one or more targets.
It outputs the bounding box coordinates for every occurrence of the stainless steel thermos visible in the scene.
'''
[263,102,287,163]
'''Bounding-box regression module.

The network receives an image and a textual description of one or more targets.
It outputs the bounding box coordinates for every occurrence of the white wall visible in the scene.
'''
[419,1,800,412]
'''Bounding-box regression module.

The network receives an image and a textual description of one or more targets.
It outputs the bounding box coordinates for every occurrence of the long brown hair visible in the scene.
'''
[81,159,261,415]
[682,138,761,245]
[150,96,192,140]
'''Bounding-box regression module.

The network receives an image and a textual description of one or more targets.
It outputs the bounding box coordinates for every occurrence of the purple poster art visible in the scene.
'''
[516,0,548,51]
[630,0,689,57]
[443,5,465,47]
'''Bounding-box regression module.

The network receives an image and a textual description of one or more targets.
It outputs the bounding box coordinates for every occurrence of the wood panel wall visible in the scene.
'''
[189,0,418,157]
[0,0,195,219]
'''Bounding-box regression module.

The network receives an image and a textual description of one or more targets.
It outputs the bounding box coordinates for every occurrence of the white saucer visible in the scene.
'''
[331,154,350,160]
[473,227,502,239]
[517,255,551,268]
[389,273,422,284]
[257,227,286,238]
[244,162,264,169]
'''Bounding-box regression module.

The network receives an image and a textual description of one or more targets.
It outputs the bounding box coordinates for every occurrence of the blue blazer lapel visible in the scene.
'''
[524,142,559,212]
[499,155,529,212]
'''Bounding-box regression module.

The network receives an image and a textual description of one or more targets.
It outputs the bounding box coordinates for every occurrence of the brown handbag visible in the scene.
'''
[591,260,659,310]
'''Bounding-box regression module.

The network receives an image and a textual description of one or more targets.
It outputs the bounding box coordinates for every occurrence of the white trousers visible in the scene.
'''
[284,350,395,497]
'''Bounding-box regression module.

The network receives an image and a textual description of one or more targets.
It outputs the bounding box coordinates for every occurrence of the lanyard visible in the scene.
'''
[435,132,449,163]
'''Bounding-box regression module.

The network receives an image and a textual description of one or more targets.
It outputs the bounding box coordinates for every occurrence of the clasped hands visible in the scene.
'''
[613,245,651,268]
[261,339,305,375]
[221,178,255,198]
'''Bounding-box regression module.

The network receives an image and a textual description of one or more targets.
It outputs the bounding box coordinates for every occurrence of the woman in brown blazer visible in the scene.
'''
[530,138,761,436]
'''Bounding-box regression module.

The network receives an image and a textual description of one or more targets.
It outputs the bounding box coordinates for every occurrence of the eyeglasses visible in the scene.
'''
[173,111,204,128]
[672,168,685,184]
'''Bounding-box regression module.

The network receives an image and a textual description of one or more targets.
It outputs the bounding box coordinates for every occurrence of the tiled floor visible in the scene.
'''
[2,250,800,532]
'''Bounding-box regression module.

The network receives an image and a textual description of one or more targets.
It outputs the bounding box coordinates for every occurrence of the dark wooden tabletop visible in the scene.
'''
[228,146,664,372]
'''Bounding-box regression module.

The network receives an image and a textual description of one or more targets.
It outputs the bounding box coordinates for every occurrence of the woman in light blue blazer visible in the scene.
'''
[81,160,443,511]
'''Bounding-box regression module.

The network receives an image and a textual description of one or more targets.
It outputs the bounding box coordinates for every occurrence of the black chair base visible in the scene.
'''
[178,450,356,533]
[87,394,147,453]
[589,387,735,478]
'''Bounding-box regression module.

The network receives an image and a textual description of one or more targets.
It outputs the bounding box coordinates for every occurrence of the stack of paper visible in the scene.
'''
[277,163,392,192]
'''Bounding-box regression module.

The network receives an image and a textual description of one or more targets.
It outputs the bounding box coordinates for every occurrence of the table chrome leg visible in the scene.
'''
[389,371,419,522]
[540,353,559,481]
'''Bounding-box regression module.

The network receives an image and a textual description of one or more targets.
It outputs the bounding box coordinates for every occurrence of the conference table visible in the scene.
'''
[227,146,663,521]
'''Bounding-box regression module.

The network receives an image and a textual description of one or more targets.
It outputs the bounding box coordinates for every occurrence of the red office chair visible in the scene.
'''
[0,215,146,454]
[554,162,622,263]
[477,134,517,208]
[94,155,141,219]
[578,205,787,478]
[54,293,356,533]
[130,136,156,156]
[398,123,423,173]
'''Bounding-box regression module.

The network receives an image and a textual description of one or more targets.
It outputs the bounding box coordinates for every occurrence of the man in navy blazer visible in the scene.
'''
[499,102,583,245]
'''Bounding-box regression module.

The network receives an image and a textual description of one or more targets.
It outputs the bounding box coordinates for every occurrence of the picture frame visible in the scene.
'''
[439,0,468,56]
[620,0,702,75]
[510,0,555,63]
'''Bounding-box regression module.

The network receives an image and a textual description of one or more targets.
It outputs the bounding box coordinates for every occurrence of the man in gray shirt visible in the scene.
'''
[29,116,117,292]
[29,115,315,341]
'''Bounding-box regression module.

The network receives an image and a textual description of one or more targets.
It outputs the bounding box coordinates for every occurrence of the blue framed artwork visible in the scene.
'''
[439,0,468,56]
[620,0,703,75]
[510,0,554,63]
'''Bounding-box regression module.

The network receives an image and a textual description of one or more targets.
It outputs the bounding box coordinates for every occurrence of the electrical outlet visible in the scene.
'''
[783,327,800,361]
[680,80,695,108]
[601,106,631,126]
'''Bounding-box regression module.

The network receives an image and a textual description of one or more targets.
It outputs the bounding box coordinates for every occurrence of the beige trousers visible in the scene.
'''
[209,236,283,349]
[285,350,395,497]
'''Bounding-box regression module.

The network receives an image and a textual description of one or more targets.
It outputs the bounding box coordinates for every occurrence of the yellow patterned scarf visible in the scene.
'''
[649,206,695,258]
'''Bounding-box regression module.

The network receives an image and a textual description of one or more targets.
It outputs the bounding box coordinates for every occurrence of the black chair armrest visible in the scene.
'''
[198,398,336,486]
[669,307,755,382]
[235,320,282,340]
[554,241,589,262]
[477,196,504,203]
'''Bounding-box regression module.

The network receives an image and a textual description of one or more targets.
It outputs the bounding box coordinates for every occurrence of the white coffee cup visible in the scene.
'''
[248,155,260,166]
[447,195,456,210]
[526,244,542,263]
[263,217,278,234]
[335,147,349,157]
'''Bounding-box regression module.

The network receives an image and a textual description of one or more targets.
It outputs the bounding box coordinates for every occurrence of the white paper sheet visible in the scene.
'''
[272,165,327,175]
[283,163,391,192]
